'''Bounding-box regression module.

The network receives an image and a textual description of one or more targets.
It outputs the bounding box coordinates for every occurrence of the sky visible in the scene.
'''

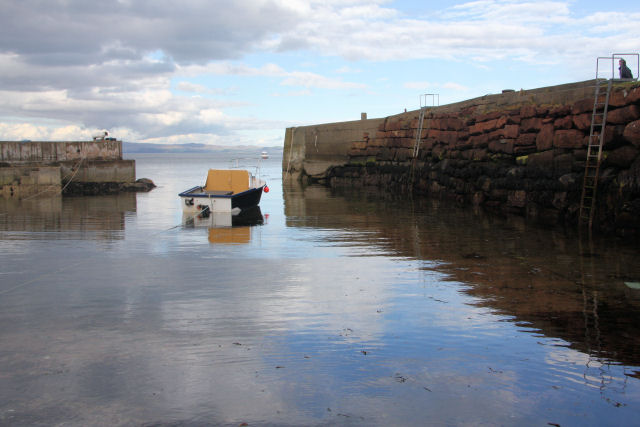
[0,0,638,147]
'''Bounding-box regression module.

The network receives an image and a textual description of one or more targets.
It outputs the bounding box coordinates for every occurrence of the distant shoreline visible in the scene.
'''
[123,142,282,154]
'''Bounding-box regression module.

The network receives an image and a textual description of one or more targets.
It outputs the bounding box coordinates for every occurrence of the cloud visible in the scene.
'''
[1,1,639,144]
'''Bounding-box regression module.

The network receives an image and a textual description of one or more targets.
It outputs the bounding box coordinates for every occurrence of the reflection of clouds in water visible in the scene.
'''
[150,256,398,423]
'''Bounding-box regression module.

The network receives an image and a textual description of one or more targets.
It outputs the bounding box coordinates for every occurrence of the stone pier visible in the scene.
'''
[283,80,640,234]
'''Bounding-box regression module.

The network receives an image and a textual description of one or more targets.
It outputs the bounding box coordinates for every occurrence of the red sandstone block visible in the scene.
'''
[520,117,543,133]
[504,124,519,139]
[553,129,583,148]
[536,106,549,116]
[536,124,555,151]
[488,129,503,141]
[440,130,461,145]
[495,116,508,129]
[506,114,521,125]
[468,123,483,135]
[607,105,640,124]
[571,98,594,115]
[572,113,591,131]
[488,139,515,154]
[389,129,412,138]
[627,87,640,104]
[469,133,489,148]
[386,119,402,131]
[478,119,499,134]
[549,105,571,117]
[455,139,473,150]
[609,90,628,107]
[554,116,573,130]
[623,119,640,147]
[520,105,537,119]
[443,117,464,131]
[351,141,368,150]
[369,137,387,148]
[475,111,502,122]
[398,138,414,149]
[516,133,537,146]
[378,120,387,132]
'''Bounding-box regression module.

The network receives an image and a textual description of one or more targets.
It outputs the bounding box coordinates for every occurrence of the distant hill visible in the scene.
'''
[123,142,282,154]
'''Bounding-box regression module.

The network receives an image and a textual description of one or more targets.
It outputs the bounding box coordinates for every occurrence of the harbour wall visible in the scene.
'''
[0,140,142,198]
[282,80,640,234]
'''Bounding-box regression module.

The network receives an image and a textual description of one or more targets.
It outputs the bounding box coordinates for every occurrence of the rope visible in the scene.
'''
[21,156,86,201]
[285,127,296,178]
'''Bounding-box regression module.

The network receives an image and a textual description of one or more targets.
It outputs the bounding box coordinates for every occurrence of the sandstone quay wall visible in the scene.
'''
[285,80,640,234]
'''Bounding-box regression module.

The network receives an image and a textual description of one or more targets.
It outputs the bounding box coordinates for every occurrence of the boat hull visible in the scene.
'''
[179,185,264,214]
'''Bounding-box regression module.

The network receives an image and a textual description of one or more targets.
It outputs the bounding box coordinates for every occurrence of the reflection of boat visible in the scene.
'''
[182,206,264,244]
[261,151,269,159]
[179,169,267,215]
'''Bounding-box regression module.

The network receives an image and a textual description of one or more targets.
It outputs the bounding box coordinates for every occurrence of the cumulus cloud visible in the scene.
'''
[0,0,638,144]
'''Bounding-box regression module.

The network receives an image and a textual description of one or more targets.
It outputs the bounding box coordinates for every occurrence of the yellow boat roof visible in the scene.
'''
[204,169,250,194]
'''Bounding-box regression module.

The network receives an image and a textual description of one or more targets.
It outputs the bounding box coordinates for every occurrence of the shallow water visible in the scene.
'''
[1,153,640,426]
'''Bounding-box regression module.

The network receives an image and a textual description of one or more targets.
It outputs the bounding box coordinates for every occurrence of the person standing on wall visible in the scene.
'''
[619,59,633,79]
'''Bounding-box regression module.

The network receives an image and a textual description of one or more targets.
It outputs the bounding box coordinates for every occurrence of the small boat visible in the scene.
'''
[261,151,269,159]
[179,169,267,215]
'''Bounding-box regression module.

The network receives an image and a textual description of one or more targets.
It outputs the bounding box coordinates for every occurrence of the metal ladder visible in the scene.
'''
[412,94,439,159]
[579,75,611,229]
[413,107,428,159]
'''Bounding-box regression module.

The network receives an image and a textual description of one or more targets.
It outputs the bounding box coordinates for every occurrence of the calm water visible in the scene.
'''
[1,153,640,426]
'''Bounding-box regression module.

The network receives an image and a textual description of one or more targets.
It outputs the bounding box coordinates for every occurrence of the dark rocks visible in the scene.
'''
[62,178,155,196]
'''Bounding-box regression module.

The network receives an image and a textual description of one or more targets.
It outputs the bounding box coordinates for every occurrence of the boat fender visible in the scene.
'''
[185,198,194,206]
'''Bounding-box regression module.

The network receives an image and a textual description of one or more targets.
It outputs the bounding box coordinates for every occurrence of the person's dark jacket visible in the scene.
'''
[620,64,633,79]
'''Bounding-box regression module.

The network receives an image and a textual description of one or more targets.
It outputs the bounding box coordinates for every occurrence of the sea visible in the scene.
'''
[1,152,640,426]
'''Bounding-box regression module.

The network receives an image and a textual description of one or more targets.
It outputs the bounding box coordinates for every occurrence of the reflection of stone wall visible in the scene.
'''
[0,193,136,237]
[285,80,640,233]
[282,181,640,368]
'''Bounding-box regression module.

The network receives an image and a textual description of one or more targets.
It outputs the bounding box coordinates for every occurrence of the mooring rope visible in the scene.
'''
[21,156,86,201]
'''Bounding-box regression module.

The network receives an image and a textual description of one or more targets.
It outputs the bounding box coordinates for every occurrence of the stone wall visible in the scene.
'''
[0,140,146,199]
[285,80,640,234]
[0,140,122,163]
[0,166,61,198]
[283,117,384,182]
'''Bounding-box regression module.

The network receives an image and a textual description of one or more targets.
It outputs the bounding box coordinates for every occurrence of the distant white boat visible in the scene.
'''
[261,151,269,159]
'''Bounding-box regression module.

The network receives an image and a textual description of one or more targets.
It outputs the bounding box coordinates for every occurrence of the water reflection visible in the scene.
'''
[1,158,640,426]
[0,193,136,240]
[182,206,264,244]
[283,182,640,370]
